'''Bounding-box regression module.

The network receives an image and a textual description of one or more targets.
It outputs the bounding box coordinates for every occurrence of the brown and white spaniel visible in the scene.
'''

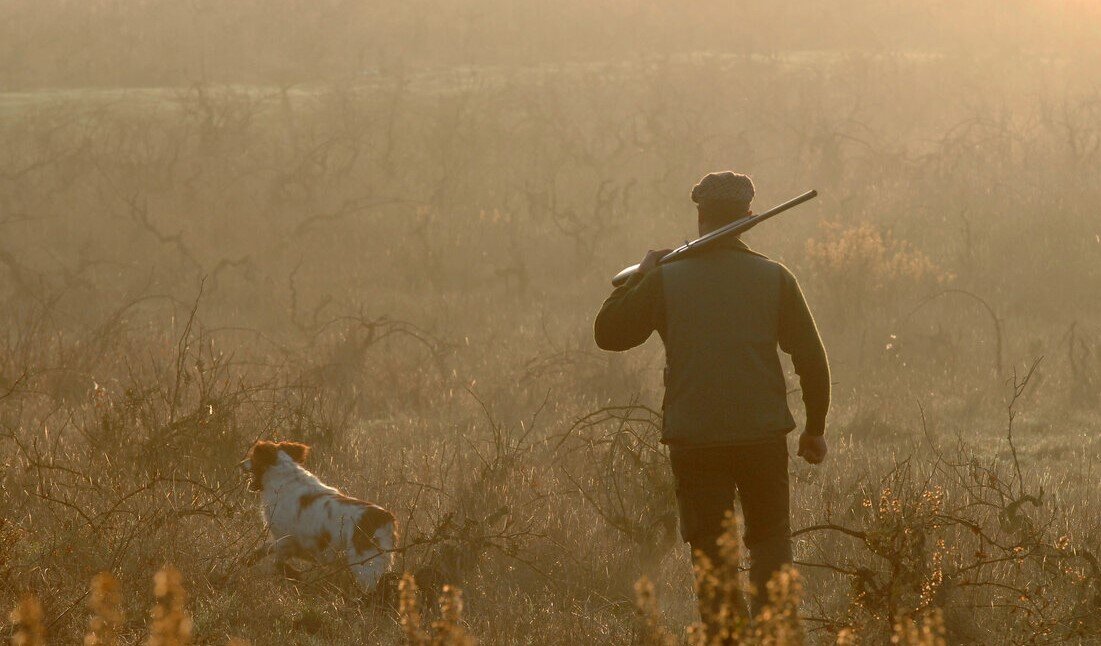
[240,440,396,591]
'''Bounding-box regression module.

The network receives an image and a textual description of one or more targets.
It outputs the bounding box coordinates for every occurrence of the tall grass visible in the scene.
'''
[2,2,1101,642]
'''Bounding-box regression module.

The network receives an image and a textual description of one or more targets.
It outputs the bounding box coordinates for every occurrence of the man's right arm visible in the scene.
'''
[594,267,664,352]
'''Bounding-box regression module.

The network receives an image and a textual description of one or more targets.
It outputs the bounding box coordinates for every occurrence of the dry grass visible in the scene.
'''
[11,568,480,645]
[2,2,1101,644]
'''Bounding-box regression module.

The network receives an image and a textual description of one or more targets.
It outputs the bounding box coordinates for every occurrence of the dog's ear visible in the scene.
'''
[277,441,310,464]
[243,441,279,491]
[248,441,279,467]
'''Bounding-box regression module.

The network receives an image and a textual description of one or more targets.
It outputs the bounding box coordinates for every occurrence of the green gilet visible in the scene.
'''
[660,245,796,445]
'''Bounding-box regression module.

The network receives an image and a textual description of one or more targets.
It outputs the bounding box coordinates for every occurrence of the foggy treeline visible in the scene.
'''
[1,1,1100,643]
[3,0,1101,88]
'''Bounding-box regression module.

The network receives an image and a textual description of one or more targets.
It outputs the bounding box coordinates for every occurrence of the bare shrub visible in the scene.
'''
[556,405,678,573]
[805,222,952,328]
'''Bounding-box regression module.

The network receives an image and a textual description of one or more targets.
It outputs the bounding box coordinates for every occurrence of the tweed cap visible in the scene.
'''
[691,171,755,205]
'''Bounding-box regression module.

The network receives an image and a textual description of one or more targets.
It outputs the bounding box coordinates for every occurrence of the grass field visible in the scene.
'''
[2,3,1101,643]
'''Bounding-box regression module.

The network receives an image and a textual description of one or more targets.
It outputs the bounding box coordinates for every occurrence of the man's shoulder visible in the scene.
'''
[731,247,786,274]
[666,246,780,272]
[734,253,803,292]
[613,264,665,300]
[715,240,778,267]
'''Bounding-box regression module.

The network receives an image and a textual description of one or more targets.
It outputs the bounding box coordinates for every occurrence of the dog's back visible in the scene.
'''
[284,490,396,588]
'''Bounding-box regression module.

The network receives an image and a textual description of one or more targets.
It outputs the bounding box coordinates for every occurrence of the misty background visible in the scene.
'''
[1,1,1100,643]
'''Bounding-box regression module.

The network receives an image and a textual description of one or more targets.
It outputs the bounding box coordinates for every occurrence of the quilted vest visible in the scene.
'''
[660,245,796,445]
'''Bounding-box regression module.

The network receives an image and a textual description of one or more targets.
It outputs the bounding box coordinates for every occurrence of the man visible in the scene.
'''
[593,171,829,618]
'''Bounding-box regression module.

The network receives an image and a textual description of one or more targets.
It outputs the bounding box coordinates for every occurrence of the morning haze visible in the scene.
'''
[1,1,1099,643]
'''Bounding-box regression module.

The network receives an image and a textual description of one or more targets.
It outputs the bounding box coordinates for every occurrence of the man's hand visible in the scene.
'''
[638,249,673,275]
[797,432,827,465]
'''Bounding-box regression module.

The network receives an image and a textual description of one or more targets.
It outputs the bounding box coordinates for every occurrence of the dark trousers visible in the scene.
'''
[669,439,792,617]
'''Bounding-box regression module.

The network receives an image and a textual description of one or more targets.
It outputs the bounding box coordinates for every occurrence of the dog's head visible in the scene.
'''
[240,440,310,492]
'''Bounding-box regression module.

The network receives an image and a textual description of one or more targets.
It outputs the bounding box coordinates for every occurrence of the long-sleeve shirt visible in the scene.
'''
[594,238,830,445]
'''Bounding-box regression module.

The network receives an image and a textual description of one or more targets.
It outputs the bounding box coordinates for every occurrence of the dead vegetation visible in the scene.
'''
[2,1,1101,643]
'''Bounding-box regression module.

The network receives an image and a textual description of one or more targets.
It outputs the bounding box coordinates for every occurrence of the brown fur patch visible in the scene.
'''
[244,440,311,491]
[244,441,279,491]
[317,529,331,551]
[352,505,396,554]
[274,441,310,464]
[298,492,325,510]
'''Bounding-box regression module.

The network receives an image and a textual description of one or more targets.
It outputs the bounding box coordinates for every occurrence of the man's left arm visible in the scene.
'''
[777,265,830,464]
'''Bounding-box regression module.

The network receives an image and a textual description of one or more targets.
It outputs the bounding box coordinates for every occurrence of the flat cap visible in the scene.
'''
[691,171,755,205]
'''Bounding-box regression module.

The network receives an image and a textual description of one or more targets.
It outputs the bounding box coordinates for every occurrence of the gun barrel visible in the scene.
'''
[609,189,817,286]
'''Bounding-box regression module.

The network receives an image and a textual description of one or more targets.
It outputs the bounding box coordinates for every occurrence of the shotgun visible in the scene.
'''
[610,189,818,286]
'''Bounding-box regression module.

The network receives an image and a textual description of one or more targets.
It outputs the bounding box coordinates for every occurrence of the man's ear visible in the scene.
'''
[277,441,310,464]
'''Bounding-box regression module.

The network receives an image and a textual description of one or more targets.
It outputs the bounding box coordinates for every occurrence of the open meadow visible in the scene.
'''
[2,2,1101,644]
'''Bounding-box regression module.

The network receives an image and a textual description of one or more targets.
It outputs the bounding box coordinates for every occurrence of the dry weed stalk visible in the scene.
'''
[85,572,124,646]
[431,585,474,646]
[633,576,676,646]
[835,626,858,645]
[891,609,946,645]
[10,567,251,645]
[400,572,429,645]
[399,573,476,645]
[647,520,807,646]
[692,511,750,643]
[9,595,46,646]
[752,565,806,645]
[147,566,192,646]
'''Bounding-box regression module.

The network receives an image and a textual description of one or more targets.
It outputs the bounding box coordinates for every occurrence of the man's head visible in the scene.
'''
[691,171,754,235]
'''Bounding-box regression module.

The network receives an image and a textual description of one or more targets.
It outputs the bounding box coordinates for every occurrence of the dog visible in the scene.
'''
[240,440,396,591]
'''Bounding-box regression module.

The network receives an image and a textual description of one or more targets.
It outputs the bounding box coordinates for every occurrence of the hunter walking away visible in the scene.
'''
[595,172,830,627]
